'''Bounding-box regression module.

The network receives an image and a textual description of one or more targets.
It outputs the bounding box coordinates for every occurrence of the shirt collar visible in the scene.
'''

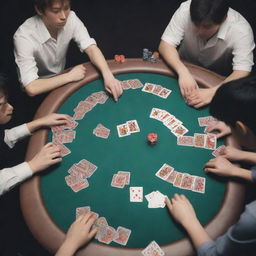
[35,15,52,44]
[216,11,230,40]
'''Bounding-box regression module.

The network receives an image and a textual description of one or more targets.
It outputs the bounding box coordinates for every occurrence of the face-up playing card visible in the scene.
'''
[76,206,91,219]
[192,176,206,193]
[142,241,165,256]
[145,191,167,208]
[158,88,172,99]
[121,80,131,90]
[126,120,140,133]
[193,133,206,148]
[142,83,155,93]
[117,123,130,137]
[117,171,130,185]
[198,116,217,127]
[155,164,174,181]
[171,124,188,137]
[204,133,217,150]
[165,170,178,184]
[180,173,195,190]
[152,85,163,95]
[111,174,126,188]
[150,108,163,119]
[173,172,183,187]
[97,226,117,244]
[113,226,131,246]
[129,79,143,89]
[177,136,194,146]
[130,187,143,202]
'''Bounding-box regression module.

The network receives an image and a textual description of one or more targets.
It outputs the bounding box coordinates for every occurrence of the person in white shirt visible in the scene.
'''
[0,74,69,196]
[14,0,123,101]
[159,0,255,109]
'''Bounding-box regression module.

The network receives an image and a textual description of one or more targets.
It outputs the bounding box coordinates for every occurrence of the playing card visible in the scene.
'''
[180,173,195,190]
[113,226,131,246]
[149,108,163,119]
[76,206,91,219]
[97,226,117,244]
[126,120,140,133]
[212,145,226,157]
[130,187,143,202]
[171,125,188,137]
[193,133,206,148]
[155,164,174,181]
[142,83,155,93]
[117,123,130,137]
[111,174,126,188]
[198,116,217,127]
[204,133,217,150]
[121,80,131,90]
[129,79,143,89]
[192,176,206,193]
[173,172,183,187]
[152,85,163,95]
[158,88,172,99]
[142,241,165,256]
[145,191,167,208]
[165,170,178,184]
[177,136,194,146]
[117,171,130,185]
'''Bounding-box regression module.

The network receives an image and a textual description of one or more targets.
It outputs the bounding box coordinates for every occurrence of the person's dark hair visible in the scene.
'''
[190,0,229,25]
[0,74,8,98]
[210,76,256,134]
[34,0,70,13]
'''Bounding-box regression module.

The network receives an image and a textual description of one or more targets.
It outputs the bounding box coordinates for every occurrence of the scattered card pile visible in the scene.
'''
[150,108,188,137]
[73,91,109,120]
[142,241,165,256]
[76,206,132,246]
[130,186,143,202]
[65,159,97,192]
[117,120,140,137]
[142,83,172,99]
[121,79,144,90]
[155,164,206,193]
[93,123,110,139]
[145,191,167,208]
[111,171,131,188]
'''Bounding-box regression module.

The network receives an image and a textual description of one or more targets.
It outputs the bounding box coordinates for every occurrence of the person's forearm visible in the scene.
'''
[182,219,212,249]
[238,151,256,164]
[231,166,254,182]
[221,70,250,84]
[85,45,114,80]
[55,241,77,256]
[26,118,47,133]
[159,40,190,77]
[25,73,73,96]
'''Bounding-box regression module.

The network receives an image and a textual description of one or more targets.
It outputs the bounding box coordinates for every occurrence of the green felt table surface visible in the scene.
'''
[41,72,225,248]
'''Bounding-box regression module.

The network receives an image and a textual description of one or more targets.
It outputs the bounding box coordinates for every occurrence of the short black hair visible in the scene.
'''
[34,0,70,13]
[210,76,256,134]
[0,74,8,98]
[190,0,229,25]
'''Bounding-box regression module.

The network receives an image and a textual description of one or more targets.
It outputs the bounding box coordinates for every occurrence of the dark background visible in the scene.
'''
[0,0,255,255]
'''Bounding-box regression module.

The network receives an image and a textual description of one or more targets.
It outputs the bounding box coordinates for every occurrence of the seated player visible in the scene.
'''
[13,0,122,100]
[166,76,256,255]
[0,74,69,195]
[55,212,97,256]
[159,0,255,108]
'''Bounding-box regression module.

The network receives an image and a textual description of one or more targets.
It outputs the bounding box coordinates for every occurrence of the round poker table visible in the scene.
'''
[20,58,245,256]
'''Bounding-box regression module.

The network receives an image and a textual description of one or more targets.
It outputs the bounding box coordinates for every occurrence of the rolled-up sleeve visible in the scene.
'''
[13,32,39,87]
[0,162,33,196]
[161,0,190,47]
[4,124,31,149]
[70,11,96,52]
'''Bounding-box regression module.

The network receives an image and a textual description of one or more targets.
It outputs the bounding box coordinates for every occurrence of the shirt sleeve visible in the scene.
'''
[70,11,96,52]
[231,24,255,72]
[197,201,256,256]
[0,162,33,196]
[4,124,31,149]
[161,0,190,47]
[251,166,256,182]
[13,31,39,87]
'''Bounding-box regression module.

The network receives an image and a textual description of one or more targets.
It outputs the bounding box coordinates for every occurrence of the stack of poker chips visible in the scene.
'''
[143,49,159,63]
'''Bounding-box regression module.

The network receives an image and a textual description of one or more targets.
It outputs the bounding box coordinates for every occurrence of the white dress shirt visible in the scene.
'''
[0,124,32,196]
[161,0,255,75]
[14,11,96,86]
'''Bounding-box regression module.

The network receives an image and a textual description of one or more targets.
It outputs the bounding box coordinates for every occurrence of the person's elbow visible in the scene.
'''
[25,83,39,97]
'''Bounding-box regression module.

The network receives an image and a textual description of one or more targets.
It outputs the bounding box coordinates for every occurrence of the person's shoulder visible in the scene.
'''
[226,8,253,35]
[14,15,40,40]
[178,0,191,12]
